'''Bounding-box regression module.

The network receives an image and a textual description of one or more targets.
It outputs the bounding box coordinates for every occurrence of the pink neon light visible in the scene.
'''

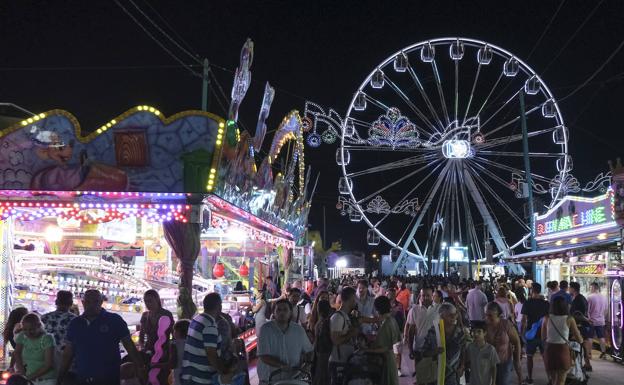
[612,280,622,351]
[148,315,173,385]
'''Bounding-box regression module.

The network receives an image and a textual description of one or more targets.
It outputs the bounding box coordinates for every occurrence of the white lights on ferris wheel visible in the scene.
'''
[450,40,465,60]
[349,210,363,222]
[542,100,556,118]
[336,148,351,166]
[525,76,541,95]
[503,57,519,77]
[343,117,355,137]
[338,176,353,195]
[477,45,493,65]
[442,139,472,159]
[421,43,435,62]
[371,69,385,89]
[557,155,573,173]
[367,229,380,245]
[394,52,408,72]
[353,92,367,111]
[553,126,568,145]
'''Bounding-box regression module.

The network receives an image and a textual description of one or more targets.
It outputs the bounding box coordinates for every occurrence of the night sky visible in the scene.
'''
[2,0,624,256]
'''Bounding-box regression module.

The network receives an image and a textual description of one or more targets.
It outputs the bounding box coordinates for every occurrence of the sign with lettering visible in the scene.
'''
[571,263,606,276]
[534,189,615,240]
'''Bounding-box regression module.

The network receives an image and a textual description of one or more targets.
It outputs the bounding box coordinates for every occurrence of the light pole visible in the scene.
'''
[441,242,448,276]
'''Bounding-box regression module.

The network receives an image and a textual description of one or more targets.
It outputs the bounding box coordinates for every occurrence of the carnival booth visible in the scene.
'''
[506,185,624,360]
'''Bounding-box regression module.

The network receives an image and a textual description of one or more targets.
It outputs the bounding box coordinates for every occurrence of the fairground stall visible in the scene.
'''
[506,177,624,361]
[0,39,312,360]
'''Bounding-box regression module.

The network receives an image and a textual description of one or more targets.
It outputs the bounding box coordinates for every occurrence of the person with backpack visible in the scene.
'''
[312,300,334,385]
[329,286,360,385]
[521,282,549,385]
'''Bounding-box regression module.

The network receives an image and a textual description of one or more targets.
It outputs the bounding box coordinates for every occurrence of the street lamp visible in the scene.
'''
[441,242,449,276]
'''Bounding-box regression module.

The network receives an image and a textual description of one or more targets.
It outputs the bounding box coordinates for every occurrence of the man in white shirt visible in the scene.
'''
[466,281,488,322]
[288,287,308,326]
[405,288,439,362]
[587,282,608,358]
[257,299,313,384]
[329,286,360,385]
[356,279,375,335]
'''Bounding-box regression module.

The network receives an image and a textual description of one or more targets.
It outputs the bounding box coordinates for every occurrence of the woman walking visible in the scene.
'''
[139,289,174,385]
[541,296,583,385]
[366,296,401,385]
[484,302,522,385]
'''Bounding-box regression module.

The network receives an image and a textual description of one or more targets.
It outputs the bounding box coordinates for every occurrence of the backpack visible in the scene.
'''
[524,317,543,340]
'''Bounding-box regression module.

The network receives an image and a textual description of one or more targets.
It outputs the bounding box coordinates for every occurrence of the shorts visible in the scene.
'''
[526,338,544,355]
[593,325,605,339]
[393,341,402,354]
[580,325,593,339]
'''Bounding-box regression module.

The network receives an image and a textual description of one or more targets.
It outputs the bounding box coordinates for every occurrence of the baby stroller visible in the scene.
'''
[268,366,312,385]
[341,350,384,385]
[566,341,589,385]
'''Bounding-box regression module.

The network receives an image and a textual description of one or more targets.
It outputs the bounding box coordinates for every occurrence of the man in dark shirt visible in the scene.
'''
[551,280,573,304]
[521,282,549,384]
[569,281,592,370]
[58,289,146,385]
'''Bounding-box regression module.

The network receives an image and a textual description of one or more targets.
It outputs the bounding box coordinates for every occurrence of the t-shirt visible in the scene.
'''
[65,309,130,381]
[551,289,572,304]
[587,292,607,326]
[571,294,589,327]
[521,298,549,338]
[41,310,76,349]
[257,321,313,383]
[329,310,354,363]
[15,332,56,380]
[356,294,375,334]
[181,313,221,385]
[466,288,488,321]
[467,342,499,385]
[406,303,439,350]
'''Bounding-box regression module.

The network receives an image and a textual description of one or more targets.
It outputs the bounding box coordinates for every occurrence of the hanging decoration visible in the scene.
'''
[213,262,225,278]
[239,262,249,277]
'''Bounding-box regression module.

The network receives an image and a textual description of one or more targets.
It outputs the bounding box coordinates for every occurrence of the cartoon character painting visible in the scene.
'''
[29,128,128,191]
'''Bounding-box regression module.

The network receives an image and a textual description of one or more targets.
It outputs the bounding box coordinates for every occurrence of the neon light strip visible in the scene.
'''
[612,280,622,351]
[534,187,614,221]
[534,221,617,241]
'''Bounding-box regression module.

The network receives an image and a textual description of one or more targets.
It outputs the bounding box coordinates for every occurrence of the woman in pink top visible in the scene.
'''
[494,286,515,323]
[485,302,522,385]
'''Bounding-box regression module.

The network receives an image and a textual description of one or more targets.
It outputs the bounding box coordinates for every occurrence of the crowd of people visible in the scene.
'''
[0,273,609,385]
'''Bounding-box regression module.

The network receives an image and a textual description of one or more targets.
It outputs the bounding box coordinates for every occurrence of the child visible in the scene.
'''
[467,321,499,385]
[169,319,190,385]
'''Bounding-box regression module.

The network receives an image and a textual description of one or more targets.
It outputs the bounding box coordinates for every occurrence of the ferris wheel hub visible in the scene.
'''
[442,139,472,159]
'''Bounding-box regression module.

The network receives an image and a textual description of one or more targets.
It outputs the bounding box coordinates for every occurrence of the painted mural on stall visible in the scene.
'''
[0,107,224,193]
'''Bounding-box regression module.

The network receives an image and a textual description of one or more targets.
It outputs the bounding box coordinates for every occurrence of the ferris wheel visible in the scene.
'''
[336,37,570,270]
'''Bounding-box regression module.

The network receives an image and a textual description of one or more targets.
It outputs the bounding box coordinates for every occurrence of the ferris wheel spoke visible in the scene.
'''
[475,72,504,120]
[406,65,445,131]
[462,63,482,125]
[347,153,439,178]
[473,156,552,184]
[395,162,453,256]
[454,59,460,124]
[477,126,559,150]
[343,144,430,153]
[468,159,517,193]
[431,59,452,126]
[466,163,529,230]
[482,104,541,137]
[463,169,511,254]
[373,160,446,227]
[363,93,390,111]
[480,89,521,129]
[383,75,439,135]
[478,150,565,158]
[356,159,442,205]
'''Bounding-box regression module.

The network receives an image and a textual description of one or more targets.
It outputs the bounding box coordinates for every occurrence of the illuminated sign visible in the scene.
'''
[536,206,607,235]
[534,188,615,241]
[571,263,605,276]
[448,246,468,262]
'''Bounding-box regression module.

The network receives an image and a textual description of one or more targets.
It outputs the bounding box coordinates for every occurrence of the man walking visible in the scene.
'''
[329,287,359,385]
[405,287,439,377]
[587,282,608,358]
[569,281,592,370]
[181,293,234,385]
[58,289,145,385]
[41,290,75,374]
[257,299,313,384]
[521,283,549,384]
[466,281,488,322]
[356,279,375,335]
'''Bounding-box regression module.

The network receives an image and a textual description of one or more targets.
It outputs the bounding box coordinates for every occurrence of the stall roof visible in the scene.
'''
[505,240,619,263]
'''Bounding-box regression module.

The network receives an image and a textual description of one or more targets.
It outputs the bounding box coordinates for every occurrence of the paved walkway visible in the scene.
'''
[249,348,624,385]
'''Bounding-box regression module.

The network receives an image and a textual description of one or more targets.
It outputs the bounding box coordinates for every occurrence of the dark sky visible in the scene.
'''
[1,0,623,255]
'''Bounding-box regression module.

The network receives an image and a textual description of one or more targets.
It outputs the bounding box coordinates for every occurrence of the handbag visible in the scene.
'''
[524,317,543,341]
[548,317,574,360]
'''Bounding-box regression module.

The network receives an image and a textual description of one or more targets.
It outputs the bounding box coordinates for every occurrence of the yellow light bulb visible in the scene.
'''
[38,113,46,119]
[216,140,222,145]
[27,118,33,123]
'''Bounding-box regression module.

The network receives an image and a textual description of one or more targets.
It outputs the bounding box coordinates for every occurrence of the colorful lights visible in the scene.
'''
[536,206,607,236]
[570,237,578,244]
[207,168,217,191]
[19,113,46,127]
[597,232,608,240]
